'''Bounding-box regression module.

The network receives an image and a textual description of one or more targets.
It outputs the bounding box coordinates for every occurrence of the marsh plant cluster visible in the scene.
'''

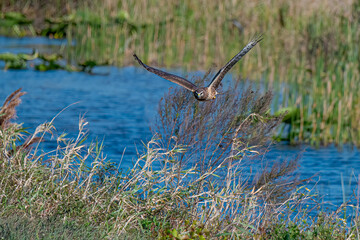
[0,85,359,239]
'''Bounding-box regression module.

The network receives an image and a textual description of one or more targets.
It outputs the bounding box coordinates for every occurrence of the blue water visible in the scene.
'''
[0,36,359,211]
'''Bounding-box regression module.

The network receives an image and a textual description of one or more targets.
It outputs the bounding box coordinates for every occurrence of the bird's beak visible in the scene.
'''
[213,96,216,99]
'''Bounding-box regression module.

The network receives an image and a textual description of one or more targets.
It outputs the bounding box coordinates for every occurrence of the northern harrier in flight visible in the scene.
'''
[134,35,262,101]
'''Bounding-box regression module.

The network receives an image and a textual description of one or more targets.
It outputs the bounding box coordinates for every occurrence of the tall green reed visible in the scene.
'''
[63,0,360,146]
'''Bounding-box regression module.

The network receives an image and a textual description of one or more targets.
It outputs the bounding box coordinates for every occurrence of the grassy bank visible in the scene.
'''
[1,88,359,239]
[1,0,360,146]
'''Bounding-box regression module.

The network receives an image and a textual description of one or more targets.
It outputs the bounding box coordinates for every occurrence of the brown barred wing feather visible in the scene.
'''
[208,34,263,90]
[133,54,198,92]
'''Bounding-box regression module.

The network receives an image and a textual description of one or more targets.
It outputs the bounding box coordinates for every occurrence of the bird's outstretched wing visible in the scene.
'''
[133,54,198,92]
[208,34,263,90]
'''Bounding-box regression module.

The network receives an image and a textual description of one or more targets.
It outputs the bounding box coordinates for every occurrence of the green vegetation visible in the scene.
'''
[0,88,359,239]
[0,51,107,73]
[0,50,38,69]
[0,216,106,239]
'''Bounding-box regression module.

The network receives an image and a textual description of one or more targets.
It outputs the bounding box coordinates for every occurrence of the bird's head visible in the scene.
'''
[194,88,207,101]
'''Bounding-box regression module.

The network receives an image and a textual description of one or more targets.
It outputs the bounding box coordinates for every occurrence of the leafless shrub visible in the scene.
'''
[154,75,302,201]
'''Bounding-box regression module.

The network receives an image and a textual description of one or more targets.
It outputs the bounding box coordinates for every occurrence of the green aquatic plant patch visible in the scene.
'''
[0,51,38,70]
[0,51,107,73]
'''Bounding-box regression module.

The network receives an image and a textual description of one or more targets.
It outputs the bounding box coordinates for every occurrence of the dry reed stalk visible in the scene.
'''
[0,88,26,129]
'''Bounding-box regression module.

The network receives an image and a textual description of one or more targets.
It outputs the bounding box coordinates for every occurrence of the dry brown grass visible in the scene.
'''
[0,88,26,128]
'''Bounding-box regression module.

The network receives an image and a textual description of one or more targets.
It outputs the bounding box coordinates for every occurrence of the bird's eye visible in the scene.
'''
[195,91,204,98]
